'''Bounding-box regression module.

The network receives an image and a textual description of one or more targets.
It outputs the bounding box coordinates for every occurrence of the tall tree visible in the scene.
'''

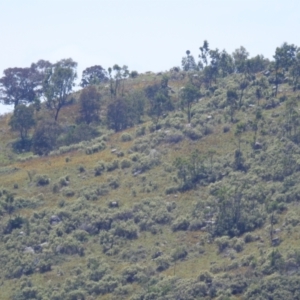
[232,46,249,73]
[199,40,210,68]
[180,83,200,123]
[227,89,238,122]
[290,51,300,92]
[80,65,108,87]
[182,50,198,71]
[0,66,38,107]
[43,58,77,121]
[78,86,101,124]
[106,97,129,132]
[273,43,297,97]
[9,104,35,141]
[108,64,129,99]
[145,76,173,127]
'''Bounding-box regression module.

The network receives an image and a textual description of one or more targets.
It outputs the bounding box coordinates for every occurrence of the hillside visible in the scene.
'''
[1,46,300,299]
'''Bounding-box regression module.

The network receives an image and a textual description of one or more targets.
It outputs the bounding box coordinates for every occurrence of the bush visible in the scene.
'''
[171,246,188,261]
[171,217,190,231]
[62,188,75,197]
[113,221,138,239]
[120,132,133,142]
[95,161,105,176]
[136,126,146,137]
[107,176,120,189]
[32,120,62,155]
[215,236,230,252]
[106,160,119,172]
[121,159,131,169]
[35,175,50,186]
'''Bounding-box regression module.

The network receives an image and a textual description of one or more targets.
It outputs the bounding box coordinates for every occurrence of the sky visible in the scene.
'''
[0,0,300,114]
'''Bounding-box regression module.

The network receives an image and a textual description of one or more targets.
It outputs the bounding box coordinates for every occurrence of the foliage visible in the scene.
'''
[80,65,108,87]
[43,58,77,121]
[77,85,101,124]
[9,104,35,141]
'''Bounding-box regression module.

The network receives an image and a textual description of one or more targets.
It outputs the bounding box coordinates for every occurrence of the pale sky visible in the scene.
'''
[0,0,299,114]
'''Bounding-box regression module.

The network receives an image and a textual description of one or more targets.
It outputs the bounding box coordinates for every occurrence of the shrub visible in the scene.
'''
[78,165,85,173]
[215,236,230,252]
[35,175,50,186]
[155,255,171,272]
[106,160,119,172]
[136,126,146,137]
[113,221,138,239]
[95,161,105,176]
[120,132,133,142]
[62,188,75,197]
[171,246,188,261]
[107,176,120,189]
[171,217,190,231]
[121,159,131,169]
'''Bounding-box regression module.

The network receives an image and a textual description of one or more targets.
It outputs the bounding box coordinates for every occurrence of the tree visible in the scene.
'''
[108,64,129,99]
[180,83,200,123]
[106,98,129,132]
[32,120,62,155]
[125,90,146,125]
[227,89,238,122]
[290,51,300,91]
[232,46,249,73]
[43,58,77,121]
[78,86,101,124]
[145,76,173,128]
[0,66,38,107]
[182,50,198,71]
[80,65,108,87]
[199,40,210,68]
[9,104,35,141]
[273,43,297,97]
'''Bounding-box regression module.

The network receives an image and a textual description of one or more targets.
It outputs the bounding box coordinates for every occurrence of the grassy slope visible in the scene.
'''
[0,73,299,299]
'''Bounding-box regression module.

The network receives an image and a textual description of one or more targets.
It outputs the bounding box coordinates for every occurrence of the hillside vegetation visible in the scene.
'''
[1,42,300,299]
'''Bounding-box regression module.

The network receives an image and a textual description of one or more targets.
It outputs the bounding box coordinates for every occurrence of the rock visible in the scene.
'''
[50,215,61,225]
[40,242,49,248]
[24,247,35,254]
[207,115,212,120]
[254,142,263,149]
[109,201,119,208]
[272,236,281,246]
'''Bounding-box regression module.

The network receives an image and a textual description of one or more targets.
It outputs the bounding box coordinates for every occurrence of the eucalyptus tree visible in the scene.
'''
[180,83,200,123]
[43,58,77,121]
[273,43,297,97]
[0,66,38,107]
[80,65,108,87]
[182,50,198,71]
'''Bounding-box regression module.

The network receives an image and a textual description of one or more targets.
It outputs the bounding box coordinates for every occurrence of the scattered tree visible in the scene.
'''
[9,104,35,141]
[180,83,200,123]
[78,86,101,124]
[43,58,77,121]
[80,65,108,87]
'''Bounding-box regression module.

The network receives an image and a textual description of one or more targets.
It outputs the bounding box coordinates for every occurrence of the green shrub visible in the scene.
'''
[171,246,188,261]
[121,159,132,169]
[62,188,75,197]
[171,217,190,231]
[106,160,119,172]
[35,174,50,186]
[113,221,138,239]
[215,236,230,252]
[107,176,120,189]
[120,132,133,142]
[95,161,106,176]
[135,126,146,137]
